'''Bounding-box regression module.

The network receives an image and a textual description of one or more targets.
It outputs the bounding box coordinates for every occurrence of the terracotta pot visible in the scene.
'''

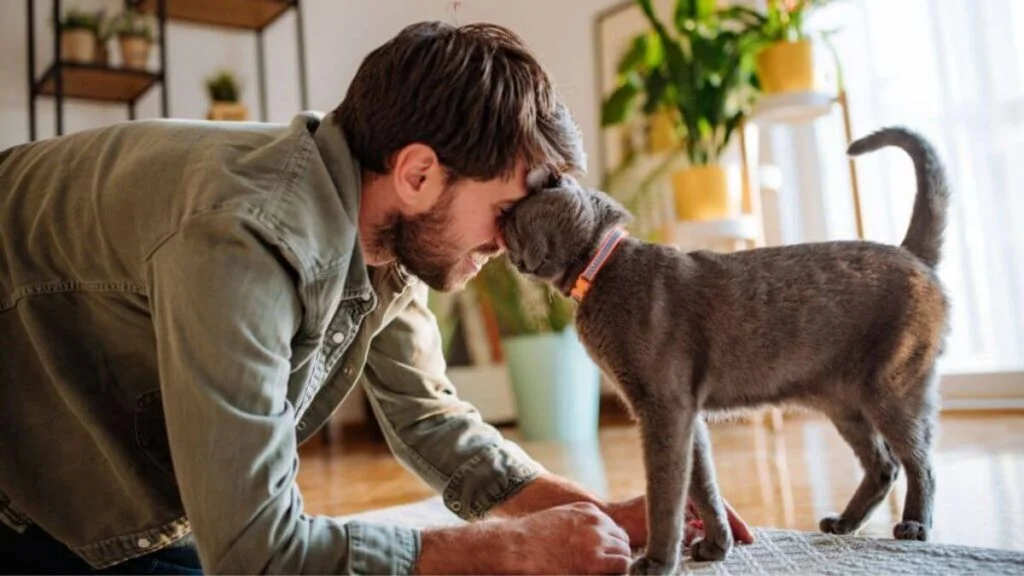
[756,39,815,94]
[61,29,96,63]
[119,36,151,69]
[207,101,249,121]
[672,164,730,221]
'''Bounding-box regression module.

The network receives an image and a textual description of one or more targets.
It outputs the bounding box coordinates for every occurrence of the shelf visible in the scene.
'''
[133,0,296,30]
[752,91,836,125]
[36,62,162,103]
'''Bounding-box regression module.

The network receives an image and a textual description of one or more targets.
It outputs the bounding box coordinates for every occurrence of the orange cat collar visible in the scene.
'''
[570,226,629,302]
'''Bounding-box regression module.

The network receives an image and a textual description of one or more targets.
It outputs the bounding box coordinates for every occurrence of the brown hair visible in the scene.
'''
[333,21,585,183]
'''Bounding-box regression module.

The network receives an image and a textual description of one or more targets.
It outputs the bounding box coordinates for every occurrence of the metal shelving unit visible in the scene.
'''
[26,0,308,141]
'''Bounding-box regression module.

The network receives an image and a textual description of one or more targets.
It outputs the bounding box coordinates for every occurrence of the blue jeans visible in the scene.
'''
[0,523,202,575]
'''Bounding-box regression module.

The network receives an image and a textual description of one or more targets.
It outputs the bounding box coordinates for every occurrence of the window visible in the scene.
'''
[772,0,1023,376]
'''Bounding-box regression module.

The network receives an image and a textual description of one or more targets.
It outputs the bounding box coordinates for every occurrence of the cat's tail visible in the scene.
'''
[848,127,950,269]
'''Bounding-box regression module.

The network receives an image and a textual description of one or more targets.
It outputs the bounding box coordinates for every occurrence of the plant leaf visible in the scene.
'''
[617,34,649,75]
[602,81,640,126]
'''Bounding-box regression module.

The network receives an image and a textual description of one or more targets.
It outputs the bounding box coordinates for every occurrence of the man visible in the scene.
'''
[0,21,751,574]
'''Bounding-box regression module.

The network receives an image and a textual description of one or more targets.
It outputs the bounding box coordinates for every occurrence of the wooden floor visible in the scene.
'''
[298,409,1024,552]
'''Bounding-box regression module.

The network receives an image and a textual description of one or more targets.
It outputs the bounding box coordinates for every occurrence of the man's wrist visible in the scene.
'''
[414,522,520,575]
[489,472,605,519]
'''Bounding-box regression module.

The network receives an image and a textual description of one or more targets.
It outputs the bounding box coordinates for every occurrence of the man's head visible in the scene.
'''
[335,21,586,291]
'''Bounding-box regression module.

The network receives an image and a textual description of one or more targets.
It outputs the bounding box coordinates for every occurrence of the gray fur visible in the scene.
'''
[502,126,951,574]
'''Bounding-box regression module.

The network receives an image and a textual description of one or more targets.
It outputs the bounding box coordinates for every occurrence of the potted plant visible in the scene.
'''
[205,69,249,121]
[602,0,762,222]
[58,8,100,63]
[111,9,153,70]
[743,0,837,94]
[470,257,601,442]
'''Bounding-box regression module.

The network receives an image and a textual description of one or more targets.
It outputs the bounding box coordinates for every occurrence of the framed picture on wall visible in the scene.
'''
[592,0,676,186]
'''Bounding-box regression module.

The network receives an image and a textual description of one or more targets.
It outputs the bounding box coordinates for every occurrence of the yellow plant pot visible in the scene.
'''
[756,39,815,94]
[672,165,730,221]
[207,101,249,121]
[647,109,678,154]
[61,29,96,63]
[119,37,151,70]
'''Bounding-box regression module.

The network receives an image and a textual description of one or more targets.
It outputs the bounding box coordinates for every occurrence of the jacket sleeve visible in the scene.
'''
[360,278,546,520]
[146,211,419,574]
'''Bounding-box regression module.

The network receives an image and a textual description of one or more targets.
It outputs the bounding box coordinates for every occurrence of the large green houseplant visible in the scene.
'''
[469,257,600,442]
[601,0,762,223]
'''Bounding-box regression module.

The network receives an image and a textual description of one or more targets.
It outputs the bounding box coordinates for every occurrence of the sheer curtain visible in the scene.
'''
[765,0,1023,380]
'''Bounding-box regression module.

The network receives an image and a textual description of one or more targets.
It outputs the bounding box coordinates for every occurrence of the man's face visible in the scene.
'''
[379,161,529,292]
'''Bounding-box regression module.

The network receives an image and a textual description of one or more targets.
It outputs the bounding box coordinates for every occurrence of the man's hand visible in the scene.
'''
[414,502,631,575]
[604,494,755,549]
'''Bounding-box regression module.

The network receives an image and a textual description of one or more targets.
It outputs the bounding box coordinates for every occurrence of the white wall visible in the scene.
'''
[2,0,627,189]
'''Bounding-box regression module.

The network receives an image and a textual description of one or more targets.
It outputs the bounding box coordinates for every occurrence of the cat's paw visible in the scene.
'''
[894,521,929,541]
[819,514,858,535]
[691,538,730,562]
[629,555,676,575]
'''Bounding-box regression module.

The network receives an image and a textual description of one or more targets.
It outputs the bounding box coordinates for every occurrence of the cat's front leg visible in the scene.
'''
[629,400,697,575]
[685,417,733,561]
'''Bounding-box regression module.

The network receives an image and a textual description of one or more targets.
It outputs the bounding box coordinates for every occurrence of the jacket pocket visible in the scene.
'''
[134,389,176,478]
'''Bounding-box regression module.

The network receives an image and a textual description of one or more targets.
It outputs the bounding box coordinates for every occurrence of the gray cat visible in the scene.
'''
[501,127,950,575]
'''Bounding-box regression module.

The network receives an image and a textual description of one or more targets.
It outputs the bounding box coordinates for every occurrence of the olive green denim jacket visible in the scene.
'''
[0,112,543,573]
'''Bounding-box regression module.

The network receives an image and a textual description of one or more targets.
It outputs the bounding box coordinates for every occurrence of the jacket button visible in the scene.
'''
[343,365,353,377]
[331,332,344,344]
[297,421,307,431]
[137,538,152,548]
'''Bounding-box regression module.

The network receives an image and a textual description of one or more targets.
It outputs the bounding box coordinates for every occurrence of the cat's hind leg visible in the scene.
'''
[819,408,901,535]
[866,370,940,541]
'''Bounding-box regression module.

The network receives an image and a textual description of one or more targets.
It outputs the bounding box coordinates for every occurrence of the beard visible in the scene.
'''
[372,187,498,292]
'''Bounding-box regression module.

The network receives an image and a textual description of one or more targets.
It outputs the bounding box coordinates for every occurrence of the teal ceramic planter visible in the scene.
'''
[502,327,601,442]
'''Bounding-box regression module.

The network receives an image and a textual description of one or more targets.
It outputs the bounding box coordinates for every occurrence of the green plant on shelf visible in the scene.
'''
[110,9,154,42]
[731,0,839,43]
[59,8,102,34]
[206,69,242,103]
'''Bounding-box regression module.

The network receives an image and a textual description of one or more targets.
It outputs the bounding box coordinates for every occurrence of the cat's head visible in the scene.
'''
[501,170,632,288]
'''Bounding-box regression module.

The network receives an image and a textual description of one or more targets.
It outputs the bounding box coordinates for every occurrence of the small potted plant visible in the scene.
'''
[112,9,154,70]
[205,69,249,121]
[58,8,100,63]
[602,0,762,222]
[746,0,837,94]
[471,257,601,442]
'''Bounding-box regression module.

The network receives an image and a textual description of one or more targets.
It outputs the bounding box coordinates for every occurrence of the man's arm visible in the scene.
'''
[360,278,546,520]
[147,212,419,574]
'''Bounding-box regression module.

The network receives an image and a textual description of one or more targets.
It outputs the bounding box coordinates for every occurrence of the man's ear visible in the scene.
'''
[391,143,445,213]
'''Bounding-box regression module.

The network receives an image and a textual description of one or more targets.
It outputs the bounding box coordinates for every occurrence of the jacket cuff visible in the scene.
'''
[346,520,421,575]
[441,442,545,521]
